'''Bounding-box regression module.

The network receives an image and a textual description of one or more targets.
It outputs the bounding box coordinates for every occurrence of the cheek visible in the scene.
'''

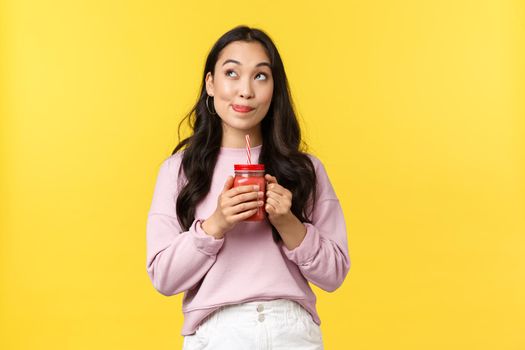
[214,79,235,98]
[258,91,273,114]
[260,86,273,105]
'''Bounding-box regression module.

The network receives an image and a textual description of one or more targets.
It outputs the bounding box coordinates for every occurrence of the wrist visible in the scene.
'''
[272,211,296,229]
[201,216,224,239]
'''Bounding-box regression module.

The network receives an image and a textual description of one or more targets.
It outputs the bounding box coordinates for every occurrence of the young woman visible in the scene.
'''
[146,25,351,349]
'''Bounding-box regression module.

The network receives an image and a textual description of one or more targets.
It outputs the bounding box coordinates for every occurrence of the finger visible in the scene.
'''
[266,196,280,209]
[266,183,285,196]
[226,199,264,216]
[225,184,261,198]
[230,208,259,222]
[264,175,286,195]
[229,190,264,206]
[265,174,278,183]
[265,200,277,214]
[222,176,234,193]
[265,190,283,202]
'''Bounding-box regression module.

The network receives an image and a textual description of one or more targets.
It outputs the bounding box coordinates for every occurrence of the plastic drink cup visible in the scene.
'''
[233,164,265,221]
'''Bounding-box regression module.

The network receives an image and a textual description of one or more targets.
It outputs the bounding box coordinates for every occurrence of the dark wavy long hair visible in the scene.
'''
[172,25,317,244]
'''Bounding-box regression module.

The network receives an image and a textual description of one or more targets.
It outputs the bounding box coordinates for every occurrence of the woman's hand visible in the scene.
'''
[265,174,308,250]
[264,174,294,226]
[201,176,264,239]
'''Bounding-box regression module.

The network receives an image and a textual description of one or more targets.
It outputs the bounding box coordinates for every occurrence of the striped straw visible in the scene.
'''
[245,134,252,164]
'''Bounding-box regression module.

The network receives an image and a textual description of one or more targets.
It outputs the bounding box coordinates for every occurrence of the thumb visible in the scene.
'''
[222,175,234,192]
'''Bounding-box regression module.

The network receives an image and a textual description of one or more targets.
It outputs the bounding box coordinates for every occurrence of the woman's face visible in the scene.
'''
[205,41,274,136]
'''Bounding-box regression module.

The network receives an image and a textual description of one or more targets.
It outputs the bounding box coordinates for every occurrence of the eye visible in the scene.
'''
[255,72,268,80]
[225,69,237,77]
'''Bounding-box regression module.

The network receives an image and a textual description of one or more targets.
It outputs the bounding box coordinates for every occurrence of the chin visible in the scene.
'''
[223,119,259,131]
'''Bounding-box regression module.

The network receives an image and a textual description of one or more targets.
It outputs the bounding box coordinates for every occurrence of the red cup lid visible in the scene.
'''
[234,164,265,171]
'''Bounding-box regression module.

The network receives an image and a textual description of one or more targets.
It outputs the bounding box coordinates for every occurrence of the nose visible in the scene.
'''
[239,77,254,99]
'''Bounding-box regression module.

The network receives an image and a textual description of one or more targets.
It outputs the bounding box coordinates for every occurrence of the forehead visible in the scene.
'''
[217,41,270,67]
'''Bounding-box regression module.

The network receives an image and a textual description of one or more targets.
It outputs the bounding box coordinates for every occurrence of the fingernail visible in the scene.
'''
[253,185,259,191]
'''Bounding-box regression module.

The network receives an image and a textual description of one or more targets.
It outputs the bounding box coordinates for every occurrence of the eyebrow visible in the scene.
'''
[222,59,271,69]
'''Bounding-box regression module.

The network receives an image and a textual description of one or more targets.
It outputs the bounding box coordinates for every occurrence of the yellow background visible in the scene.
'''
[1,0,524,349]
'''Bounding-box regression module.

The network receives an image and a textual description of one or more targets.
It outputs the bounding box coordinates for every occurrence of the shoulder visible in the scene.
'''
[156,150,186,181]
[305,153,322,170]
[164,150,184,169]
[303,152,328,176]
[161,147,187,169]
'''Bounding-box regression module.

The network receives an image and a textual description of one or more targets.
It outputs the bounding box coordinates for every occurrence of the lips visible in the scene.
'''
[232,104,255,112]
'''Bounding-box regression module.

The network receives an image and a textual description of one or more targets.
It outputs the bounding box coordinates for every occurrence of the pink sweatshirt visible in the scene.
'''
[146,144,351,336]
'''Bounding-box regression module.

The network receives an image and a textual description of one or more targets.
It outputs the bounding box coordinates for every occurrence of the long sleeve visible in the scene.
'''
[146,155,224,296]
[280,157,351,292]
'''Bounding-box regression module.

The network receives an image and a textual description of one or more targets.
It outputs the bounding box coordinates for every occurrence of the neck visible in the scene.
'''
[221,123,263,148]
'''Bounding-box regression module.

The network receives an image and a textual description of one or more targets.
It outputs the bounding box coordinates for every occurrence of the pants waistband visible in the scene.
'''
[201,299,311,329]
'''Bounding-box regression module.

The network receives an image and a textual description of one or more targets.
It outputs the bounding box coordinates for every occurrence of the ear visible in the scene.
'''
[205,72,214,96]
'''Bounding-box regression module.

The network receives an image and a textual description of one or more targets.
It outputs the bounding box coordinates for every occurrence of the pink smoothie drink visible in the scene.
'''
[233,164,265,221]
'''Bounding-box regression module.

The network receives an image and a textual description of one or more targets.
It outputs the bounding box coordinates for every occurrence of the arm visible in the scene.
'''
[279,158,351,292]
[146,155,224,296]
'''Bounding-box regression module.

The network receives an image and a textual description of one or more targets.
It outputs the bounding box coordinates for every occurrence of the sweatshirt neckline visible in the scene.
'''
[219,144,262,155]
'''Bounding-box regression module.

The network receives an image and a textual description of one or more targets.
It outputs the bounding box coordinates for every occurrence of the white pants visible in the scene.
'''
[182,299,324,350]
